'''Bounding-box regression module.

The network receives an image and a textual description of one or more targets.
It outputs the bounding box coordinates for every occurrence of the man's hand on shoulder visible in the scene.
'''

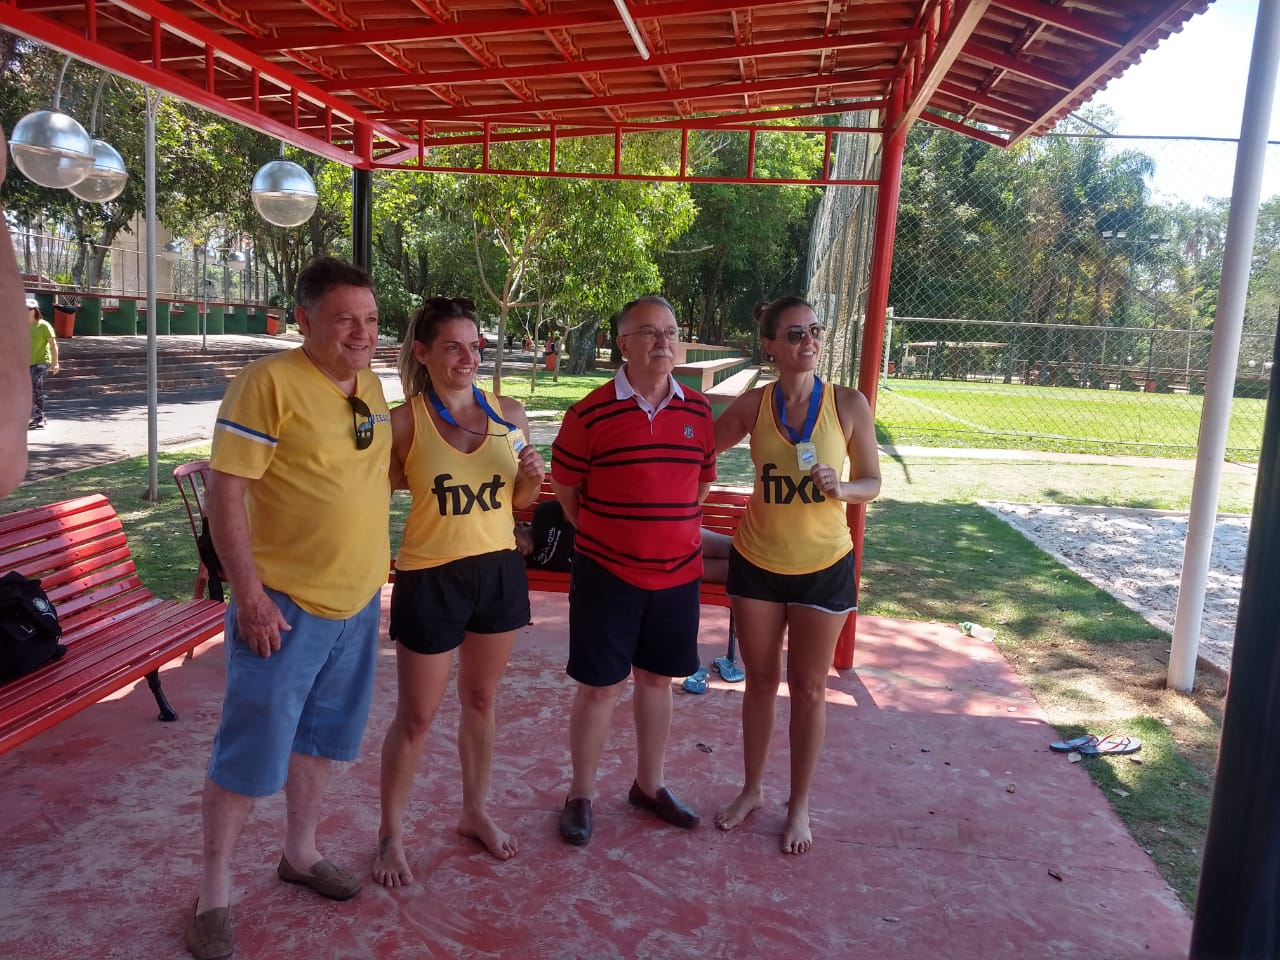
[234,587,292,657]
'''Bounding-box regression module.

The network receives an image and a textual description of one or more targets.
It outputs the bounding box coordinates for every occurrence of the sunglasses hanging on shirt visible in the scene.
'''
[348,395,375,450]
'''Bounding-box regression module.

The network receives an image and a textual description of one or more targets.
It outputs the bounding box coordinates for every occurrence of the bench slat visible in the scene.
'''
[705,367,760,401]
[0,494,115,538]
[1,520,128,574]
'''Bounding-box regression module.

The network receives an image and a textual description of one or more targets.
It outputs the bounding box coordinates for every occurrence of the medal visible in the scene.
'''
[776,378,824,475]
[507,427,527,460]
[796,441,817,472]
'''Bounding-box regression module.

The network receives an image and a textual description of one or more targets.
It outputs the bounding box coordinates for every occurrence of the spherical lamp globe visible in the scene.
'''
[251,160,318,228]
[9,109,94,189]
[68,139,127,202]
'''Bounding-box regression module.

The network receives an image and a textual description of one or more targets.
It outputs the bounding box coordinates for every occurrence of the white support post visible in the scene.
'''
[1168,0,1280,691]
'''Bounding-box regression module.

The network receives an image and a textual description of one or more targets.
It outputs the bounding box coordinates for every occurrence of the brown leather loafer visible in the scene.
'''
[185,900,234,960]
[277,855,362,901]
[627,780,700,829]
[559,796,593,846]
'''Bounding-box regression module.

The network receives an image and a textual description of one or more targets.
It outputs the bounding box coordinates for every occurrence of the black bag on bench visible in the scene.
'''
[0,571,66,683]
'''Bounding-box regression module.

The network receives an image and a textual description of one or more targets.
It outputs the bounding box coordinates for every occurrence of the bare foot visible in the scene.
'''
[714,788,763,831]
[781,804,813,855]
[372,835,414,887]
[457,809,519,861]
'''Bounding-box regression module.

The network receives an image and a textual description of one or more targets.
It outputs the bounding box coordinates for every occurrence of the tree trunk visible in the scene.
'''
[565,317,600,375]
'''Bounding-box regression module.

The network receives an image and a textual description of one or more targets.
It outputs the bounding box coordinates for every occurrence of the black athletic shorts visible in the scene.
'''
[725,546,858,613]
[567,554,700,686]
[391,550,531,654]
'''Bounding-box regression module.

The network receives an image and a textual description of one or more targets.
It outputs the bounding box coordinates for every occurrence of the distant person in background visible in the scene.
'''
[27,297,59,430]
[0,124,31,495]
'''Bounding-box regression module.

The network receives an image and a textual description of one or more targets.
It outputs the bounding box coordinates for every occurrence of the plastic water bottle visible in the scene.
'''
[957,621,996,642]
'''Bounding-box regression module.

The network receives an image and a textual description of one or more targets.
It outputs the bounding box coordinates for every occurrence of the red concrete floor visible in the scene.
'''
[0,590,1190,959]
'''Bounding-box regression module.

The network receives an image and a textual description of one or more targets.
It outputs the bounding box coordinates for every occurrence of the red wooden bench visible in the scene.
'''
[0,494,226,754]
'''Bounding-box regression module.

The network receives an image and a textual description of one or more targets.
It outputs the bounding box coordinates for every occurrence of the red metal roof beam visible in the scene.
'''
[0,0,369,164]
[391,68,897,123]
[990,0,1127,46]
[315,30,913,93]
[232,0,813,54]
[920,108,1011,146]
[960,38,1073,91]
[892,0,994,139]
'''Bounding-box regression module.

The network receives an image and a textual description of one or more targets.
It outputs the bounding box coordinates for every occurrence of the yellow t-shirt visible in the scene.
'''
[396,392,519,570]
[210,348,391,618]
[733,381,853,575]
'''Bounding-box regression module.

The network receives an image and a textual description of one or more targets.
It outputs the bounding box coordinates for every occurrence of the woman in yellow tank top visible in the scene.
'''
[712,295,881,855]
[373,296,546,887]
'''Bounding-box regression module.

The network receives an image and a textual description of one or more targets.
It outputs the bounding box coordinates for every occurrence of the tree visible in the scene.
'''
[466,136,694,392]
[661,129,824,343]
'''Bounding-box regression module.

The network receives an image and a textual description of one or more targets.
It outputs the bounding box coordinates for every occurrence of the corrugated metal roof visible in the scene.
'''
[0,0,1213,179]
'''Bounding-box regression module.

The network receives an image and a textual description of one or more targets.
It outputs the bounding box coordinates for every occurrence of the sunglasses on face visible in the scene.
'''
[348,395,375,451]
[781,323,824,344]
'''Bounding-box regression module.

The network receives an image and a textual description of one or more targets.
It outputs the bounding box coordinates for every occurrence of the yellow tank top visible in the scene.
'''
[396,392,519,571]
[733,381,853,575]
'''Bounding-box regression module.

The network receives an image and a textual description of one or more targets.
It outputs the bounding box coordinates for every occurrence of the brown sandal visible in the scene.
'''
[277,855,363,901]
[185,900,234,960]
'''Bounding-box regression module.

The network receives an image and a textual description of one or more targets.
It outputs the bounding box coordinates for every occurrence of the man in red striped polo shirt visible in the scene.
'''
[550,295,717,846]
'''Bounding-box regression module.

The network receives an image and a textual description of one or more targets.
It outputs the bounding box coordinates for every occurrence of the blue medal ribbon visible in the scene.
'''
[775,376,823,444]
[428,385,516,432]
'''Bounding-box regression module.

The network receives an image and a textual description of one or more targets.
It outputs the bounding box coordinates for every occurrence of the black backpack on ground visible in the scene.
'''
[0,571,67,683]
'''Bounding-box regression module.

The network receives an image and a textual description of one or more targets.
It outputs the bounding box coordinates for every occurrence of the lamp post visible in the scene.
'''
[226,249,248,301]
[195,245,216,353]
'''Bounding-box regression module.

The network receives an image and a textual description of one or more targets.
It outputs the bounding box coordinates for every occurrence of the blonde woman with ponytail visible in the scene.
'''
[373,296,545,886]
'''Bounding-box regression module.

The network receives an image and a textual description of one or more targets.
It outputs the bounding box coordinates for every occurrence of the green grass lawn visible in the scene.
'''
[484,369,615,414]
[877,378,1266,460]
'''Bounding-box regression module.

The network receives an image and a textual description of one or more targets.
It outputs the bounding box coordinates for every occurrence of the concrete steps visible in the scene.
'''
[46,335,402,399]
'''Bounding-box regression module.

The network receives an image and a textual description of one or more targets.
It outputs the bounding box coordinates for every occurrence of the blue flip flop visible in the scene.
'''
[712,657,745,683]
[682,668,710,695]
[1049,734,1098,753]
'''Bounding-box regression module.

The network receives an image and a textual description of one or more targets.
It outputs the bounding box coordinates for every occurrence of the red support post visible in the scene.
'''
[834,91,907,671]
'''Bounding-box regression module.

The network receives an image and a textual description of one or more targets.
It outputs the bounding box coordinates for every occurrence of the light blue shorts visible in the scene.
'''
[207,587,381,798]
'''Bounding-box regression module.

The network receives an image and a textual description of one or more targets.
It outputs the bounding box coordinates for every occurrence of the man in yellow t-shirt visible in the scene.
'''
[187,257,391,960]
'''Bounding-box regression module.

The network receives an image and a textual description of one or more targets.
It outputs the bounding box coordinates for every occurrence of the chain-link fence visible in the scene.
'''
[806,124,1280,462]
[806,111,879,386]
[10,226,277,304]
